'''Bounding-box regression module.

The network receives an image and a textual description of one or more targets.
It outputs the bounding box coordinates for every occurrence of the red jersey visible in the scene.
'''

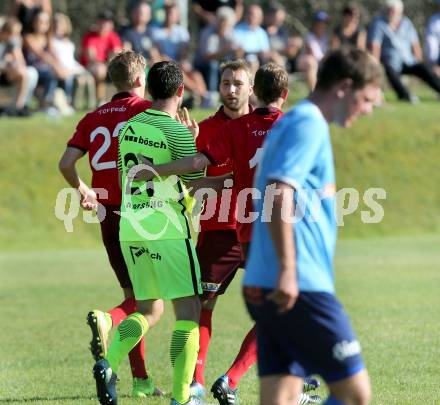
[202,107,284,243]
[80,30,122,65]
[196,107,237,231]
[67,92,152,205]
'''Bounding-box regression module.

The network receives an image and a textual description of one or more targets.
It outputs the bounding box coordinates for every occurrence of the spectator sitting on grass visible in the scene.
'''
[304,11,331,64]
[195,6,243,92]
[263,2,289,68]
[23,9,67,112]
[0,16,38,116]
[11,0,51,33]
[233,3,270,71]
[331,2,366,50]
[120,0,161,65]
[151,2,211,108]
[368,0,440,103]
[80,11,122,106]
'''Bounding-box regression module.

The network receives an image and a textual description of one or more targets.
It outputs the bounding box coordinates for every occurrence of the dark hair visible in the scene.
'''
[108,50,146,90]
[342,2,360,16]
[147,61,183,100]
[267,2,285,14]
[97,10,114,21]
[219,59,253,84]
[254,62,288,104]
[316,47,382,90]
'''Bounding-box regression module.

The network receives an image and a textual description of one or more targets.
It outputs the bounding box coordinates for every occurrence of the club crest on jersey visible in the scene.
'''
[124,135,167,149]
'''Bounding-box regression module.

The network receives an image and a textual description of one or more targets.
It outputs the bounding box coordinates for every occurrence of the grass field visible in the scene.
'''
[1,85,440,404]
[1,235,440,404]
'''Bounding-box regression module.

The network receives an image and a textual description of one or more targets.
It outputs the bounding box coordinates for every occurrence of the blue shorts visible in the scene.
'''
[244,288,365,383]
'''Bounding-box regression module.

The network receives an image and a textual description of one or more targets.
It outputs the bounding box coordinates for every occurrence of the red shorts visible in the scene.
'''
[196,229,244,299]
[99,205,132,289]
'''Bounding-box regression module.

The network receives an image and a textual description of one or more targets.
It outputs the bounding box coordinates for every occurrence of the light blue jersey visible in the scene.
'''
[243,100,337,294]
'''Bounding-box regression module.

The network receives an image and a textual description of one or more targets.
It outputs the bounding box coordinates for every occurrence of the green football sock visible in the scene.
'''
[170,320,199,404]
[106,312,149,373]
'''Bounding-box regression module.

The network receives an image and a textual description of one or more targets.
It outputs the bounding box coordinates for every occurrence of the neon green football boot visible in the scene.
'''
[87,310,112,361]
[132,376,164,397]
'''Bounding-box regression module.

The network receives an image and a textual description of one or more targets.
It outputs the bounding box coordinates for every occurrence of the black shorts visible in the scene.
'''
[99,205,132,289]
[244,288,365,383]
[196,230,243,299]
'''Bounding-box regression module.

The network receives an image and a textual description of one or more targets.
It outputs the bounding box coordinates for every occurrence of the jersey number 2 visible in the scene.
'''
[90,121,126,171]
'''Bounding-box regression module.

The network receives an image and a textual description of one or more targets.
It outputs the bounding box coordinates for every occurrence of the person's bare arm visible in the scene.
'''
[134,153,211,181]
[357,30,367,50]
[24,34,67,78]
[192,3,216,26]
[58,147,97,209]
[412,41,423,63]
[266,181,298,313]
[369,41,381,62]
[11,46,26,67]
[234,0,244,23]
[187,173,233,195]
[330,33,341,50]
[40,0,52,15]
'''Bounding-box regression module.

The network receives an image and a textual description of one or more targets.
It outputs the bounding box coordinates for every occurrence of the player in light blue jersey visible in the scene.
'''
[243,48,382,405]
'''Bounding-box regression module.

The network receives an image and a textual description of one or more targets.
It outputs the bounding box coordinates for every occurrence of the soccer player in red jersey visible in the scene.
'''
[58,50,163,398]
[192,60,253,396]
[134,63,326,404]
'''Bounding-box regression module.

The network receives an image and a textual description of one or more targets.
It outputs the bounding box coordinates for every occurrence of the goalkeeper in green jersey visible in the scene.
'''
[92,61,204,405]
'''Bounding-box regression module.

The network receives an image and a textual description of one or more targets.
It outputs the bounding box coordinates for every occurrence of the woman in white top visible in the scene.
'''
[53,13,95,109]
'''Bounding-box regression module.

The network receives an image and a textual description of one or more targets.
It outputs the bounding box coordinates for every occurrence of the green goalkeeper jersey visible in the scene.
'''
[118,109,203,242]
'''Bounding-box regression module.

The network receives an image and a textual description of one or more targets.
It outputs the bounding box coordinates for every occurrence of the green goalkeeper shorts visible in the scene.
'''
[121,239,202,300]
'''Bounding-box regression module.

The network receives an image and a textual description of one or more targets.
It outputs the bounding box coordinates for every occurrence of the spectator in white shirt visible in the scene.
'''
[52,13,95,109]
[304,11,330,63]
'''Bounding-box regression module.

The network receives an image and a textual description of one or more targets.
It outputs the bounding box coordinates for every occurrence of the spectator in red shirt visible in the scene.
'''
[81,10,122,105]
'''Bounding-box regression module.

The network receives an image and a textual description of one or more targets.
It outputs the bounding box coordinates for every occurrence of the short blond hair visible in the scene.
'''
[53,13,72,37]
[108,50,147,90]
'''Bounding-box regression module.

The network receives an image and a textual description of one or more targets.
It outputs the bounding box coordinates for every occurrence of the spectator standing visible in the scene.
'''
[368,0,440,102]
[151,3,210,107]
[11,0,51,33]
[23,9,67,111]
[425,0,440,77]
[233,4,270,70]
[80,11,122,106]
[331,2,366,50]
[52,13,96,110]
[120,1,161,64]
[304,11,331,63]
[0,16,37,116]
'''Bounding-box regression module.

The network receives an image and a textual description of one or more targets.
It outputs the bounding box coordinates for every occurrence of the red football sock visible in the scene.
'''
[107,297,137,327]
[225,325,257,389]
[194,308,213,386]
[129,337,148,379]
